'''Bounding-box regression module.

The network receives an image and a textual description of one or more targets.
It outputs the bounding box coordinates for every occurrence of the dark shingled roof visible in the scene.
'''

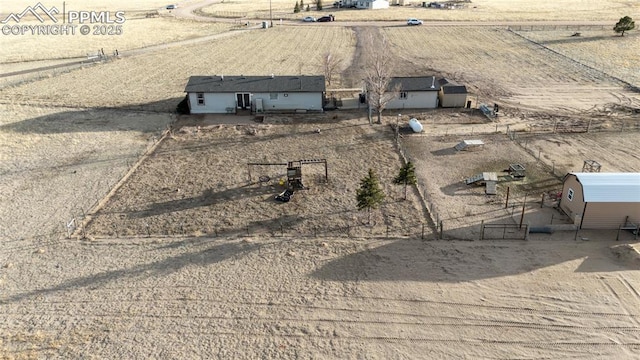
[441,85,468,94]
[388,76,440,91]
[438,78,462,86]
[184,75,326,93]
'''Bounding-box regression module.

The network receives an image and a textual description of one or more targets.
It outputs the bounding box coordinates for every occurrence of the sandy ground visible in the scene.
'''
[2,236,640,358]
[2,1,640,358]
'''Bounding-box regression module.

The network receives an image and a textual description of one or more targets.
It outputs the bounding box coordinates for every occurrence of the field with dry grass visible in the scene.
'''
[383,26,640,115]
[0,18,233,63]
[0,27,355,110]
[200,0,638,22]
[2,0,640,358]
[85,116,426,239]
[519,30,640,87]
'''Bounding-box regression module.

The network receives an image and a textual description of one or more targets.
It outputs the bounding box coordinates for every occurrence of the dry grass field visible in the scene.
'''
[519,30,640,87]
[0,18,233,63]
[383,26,640,115]
[2,0,640,358]
[201,0,638,22]
[0,104,174,242]
[0,27,355,110]
[85,116,426,238]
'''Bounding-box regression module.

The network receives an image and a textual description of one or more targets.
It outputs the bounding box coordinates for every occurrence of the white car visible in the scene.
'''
[303,16,316,22]
[407,18,423,25]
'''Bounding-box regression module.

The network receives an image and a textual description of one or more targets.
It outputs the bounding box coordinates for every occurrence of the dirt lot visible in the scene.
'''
[2,1,640,358]
[2,236,640,358]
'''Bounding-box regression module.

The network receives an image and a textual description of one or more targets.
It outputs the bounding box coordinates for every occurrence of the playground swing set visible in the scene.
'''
[247,159,328,202]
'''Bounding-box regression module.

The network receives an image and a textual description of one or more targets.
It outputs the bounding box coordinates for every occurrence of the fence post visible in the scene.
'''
[246,226,249,236]
[587,119,592,132]
[525,224,530,240]
[505,186,510,208]
[519,194,527,229]
[386,225,389,238]
[480,220,484,240]
[541,193,544,208]
[439,221,443,239]
[421,224,425,240]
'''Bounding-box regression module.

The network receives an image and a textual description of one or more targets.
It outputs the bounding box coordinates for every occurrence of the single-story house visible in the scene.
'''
[184,75,325,114]
[383,76,440,110]
[558,172,640,229]
[437,78,468,108]
[340,0,389,9]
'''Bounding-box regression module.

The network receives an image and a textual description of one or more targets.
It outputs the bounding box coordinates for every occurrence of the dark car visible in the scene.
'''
[317,15,335,22]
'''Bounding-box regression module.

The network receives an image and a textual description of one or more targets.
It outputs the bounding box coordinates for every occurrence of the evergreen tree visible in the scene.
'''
[306,4,310,11]
[356,169,385,224]
[300,0,305,9]
[614,16,635,36]
[316,0,323,11]
[393,161,417,200]
[294,1,300,13]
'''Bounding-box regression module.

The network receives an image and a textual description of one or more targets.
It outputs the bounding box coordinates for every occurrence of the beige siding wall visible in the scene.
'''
[439,93,467,108]
[582,202,640,229]
[559,175,585,224]
[560,174,640,229]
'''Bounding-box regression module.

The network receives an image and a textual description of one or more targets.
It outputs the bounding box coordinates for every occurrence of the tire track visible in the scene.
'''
[4,309,640,333]
[601,276,640,328]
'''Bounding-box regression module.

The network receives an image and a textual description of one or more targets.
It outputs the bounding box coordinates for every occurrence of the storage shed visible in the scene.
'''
[438,84,467,108]
[437,78,467,108]
[558,172,640,229]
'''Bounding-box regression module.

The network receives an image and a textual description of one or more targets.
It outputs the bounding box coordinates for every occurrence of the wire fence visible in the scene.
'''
[507,25,607,32]
[95,219,432,240]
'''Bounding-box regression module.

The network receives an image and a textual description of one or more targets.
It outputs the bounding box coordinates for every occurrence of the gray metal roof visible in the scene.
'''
[389,76,440,92]
[184,75,326,93]
[572,172,640,202]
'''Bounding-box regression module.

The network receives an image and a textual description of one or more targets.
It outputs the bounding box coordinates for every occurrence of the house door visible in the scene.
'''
[236,93,251,109]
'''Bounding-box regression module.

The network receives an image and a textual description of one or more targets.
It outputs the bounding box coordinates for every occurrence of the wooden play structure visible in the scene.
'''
[247,159,328,190]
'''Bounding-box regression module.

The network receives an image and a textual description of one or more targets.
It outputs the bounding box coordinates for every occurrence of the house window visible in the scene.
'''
[196,93,205,106]
[567,188,574,201]
[400,92,408,99]
[270,93,278,100]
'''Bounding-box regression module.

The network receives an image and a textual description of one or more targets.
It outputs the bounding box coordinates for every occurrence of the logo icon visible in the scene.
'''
[1,2,59,24]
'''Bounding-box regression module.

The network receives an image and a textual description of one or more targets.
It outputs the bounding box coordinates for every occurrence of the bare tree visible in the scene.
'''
[320,52,343,87]
[363,34,399,124]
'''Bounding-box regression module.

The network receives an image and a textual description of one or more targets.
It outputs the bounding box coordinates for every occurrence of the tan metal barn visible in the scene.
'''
[558,172,640,229]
